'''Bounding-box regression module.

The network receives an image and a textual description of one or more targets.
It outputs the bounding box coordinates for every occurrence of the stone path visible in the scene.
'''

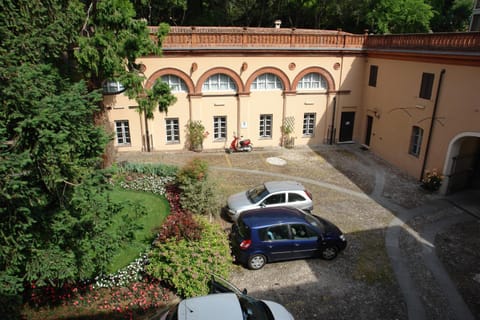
[118,144,479,319]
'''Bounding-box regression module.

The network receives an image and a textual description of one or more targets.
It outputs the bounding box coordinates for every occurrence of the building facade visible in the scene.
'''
[105,27,480,194]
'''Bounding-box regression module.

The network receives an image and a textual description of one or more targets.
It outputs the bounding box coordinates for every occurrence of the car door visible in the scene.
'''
[260,192,286,208]
[289,224,320,259]
[257,224,293,261]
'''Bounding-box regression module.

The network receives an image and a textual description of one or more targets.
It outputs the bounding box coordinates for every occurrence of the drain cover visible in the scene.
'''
[266,157,287,166]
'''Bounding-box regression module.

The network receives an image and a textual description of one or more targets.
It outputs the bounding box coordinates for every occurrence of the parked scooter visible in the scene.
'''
[226,134,253,153]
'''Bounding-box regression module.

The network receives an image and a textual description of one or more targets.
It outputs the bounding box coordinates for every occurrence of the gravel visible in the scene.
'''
[116,144,480,320]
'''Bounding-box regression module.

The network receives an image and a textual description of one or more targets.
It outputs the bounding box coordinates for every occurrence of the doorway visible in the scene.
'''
[339,112,355,142]
[364,115,373,147]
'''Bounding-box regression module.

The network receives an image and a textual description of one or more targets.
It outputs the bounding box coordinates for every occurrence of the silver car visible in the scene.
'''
[159,276,294,320]
[226,180,313,221]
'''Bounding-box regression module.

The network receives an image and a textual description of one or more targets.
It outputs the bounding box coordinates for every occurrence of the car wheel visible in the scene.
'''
[248,254,266,270]
[321,246,338,260]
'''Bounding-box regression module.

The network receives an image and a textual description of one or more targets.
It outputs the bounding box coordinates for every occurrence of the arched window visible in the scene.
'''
[251,73,283,91]
[202,74,237,92]
[161,75,187,92]
[297,73,327,91]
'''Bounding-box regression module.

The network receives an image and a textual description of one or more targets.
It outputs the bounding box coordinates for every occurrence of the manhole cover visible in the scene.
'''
[266,157,287,166]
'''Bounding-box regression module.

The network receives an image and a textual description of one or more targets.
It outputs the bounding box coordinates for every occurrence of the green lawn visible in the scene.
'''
[107,188,170,272]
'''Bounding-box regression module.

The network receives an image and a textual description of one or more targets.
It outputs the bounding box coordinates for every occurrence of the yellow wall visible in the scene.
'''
[105,46,480,185]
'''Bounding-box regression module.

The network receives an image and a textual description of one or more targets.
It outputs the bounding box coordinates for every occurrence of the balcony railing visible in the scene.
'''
[149,26,480,54]
[366,32,480,53]
[151,26,366,49]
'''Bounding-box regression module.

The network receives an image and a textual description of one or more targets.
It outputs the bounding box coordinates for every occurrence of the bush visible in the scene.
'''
[176,159,220,216]
[119,162,178,177]
[155,211,202,243]
[146,216,232,298]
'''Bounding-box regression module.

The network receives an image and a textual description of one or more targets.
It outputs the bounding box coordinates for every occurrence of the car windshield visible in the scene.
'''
[305,214,325,232]
[164,303,178,320]
[238,295,274,320]
[247,184,269,203]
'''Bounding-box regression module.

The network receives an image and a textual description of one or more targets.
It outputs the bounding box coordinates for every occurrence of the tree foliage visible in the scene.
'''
[367,0,434,34]
[0,0,173,303]
[132,0,473,33]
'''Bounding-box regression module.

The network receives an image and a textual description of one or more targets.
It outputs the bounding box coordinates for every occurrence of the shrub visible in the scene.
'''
[146,216,232,297]
[176,159,220,216]
[155,211,202,243]
[119,162,178,177]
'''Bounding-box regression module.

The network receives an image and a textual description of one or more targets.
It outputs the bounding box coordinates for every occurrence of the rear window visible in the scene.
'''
[288,192,306,202]
[237,219,251,239]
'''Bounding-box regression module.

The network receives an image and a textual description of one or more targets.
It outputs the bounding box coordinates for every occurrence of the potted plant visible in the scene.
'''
[421,169,443,191]
[281,117,295,149]
[186,120,209,152]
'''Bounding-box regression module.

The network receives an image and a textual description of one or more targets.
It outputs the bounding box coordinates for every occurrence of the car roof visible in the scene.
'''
[264,180,305,193]
[239,206,307,228]
[179,293,243,320]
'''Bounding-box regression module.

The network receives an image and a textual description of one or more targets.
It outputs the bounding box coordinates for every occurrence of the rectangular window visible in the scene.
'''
[165,118,180,143]
[303,113,316,136]
[259,114,272,138]
[213,116,227,140]
[115,120,131,145]
[419,73,435,100]
[409,126,424,156]
[368,65,378,87]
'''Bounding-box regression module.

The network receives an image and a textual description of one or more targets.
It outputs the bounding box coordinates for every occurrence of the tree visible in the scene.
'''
[429,0,473,32]
[75,1,174,155]
[367,0,434,34]
[0,1,173,310]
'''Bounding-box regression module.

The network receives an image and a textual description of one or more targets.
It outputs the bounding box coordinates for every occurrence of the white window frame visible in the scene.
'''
[103,80,126,95]
[409,126,423,156]
[303,113,316,136]
[259,114,272,138]
[251,73,283,91]
[161,75,187,92]
[165,118,180,143]
[213,116,227,140]
[297,73,327,91]
[115,120,131,145]
[202,74,237,92]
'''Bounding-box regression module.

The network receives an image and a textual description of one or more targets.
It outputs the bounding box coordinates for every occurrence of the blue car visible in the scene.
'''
[229,207,347,270]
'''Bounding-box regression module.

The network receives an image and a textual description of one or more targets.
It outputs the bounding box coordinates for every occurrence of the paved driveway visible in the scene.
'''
[117,144,480,320]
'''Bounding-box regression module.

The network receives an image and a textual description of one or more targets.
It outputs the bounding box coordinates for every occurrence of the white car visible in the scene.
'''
[226,181,313,221]
[159,276,294,320]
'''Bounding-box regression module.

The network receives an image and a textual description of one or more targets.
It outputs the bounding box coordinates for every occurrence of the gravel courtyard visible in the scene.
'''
[117,144,480,320]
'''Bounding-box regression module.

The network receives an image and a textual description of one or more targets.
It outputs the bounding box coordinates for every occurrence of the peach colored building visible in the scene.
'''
[105,27,480,195]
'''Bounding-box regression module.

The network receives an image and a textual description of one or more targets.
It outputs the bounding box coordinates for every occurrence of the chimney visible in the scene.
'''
[274,20,282,28]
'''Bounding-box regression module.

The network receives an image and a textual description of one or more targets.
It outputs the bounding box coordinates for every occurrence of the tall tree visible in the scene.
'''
[366,0,434,33]
[429,0,473,32]
[0,2,173,313]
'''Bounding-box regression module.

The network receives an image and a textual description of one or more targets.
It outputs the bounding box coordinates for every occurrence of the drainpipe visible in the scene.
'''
[420,69,445,181]
[330,97,337,144]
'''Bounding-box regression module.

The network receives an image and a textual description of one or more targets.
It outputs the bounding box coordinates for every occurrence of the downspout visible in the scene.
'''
[420,69,446,181]
[330,97,337,144]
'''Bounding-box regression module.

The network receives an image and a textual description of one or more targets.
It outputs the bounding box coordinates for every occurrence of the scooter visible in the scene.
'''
[227,134,253,153]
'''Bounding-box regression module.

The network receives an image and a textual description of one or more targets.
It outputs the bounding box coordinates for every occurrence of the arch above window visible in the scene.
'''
[292,67,335,93]
[161,75,188,92]
[297,73,327,91]
[202,74,237,92]
[251,73,284,91]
